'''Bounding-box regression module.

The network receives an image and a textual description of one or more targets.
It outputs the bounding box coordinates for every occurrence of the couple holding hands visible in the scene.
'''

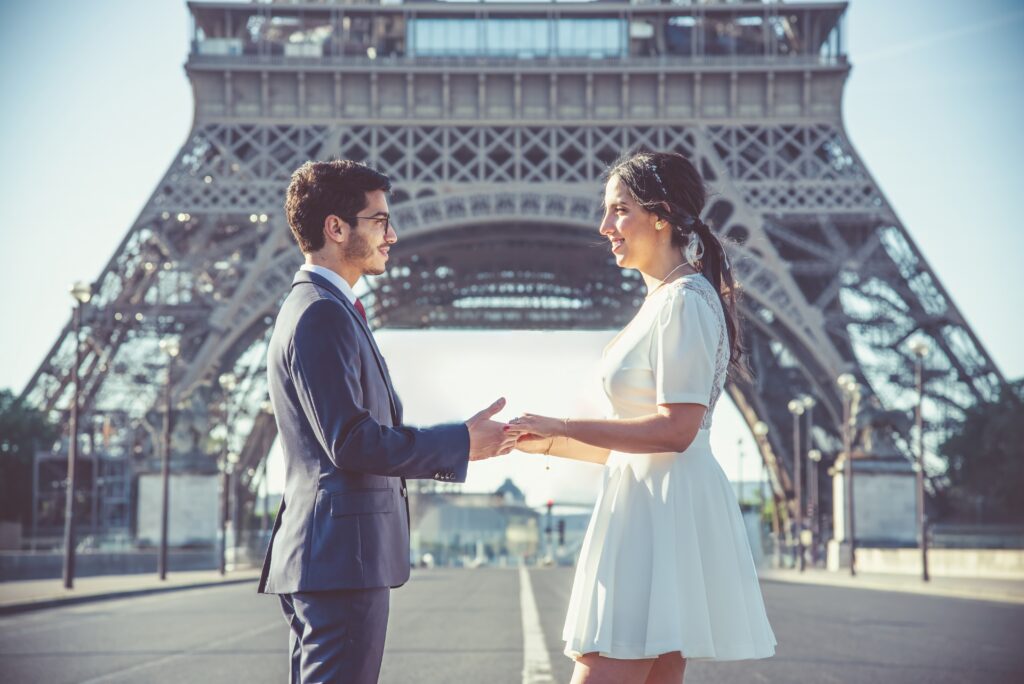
[258,151,775,684]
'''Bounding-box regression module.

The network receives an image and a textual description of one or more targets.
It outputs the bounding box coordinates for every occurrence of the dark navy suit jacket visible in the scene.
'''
[259,270,469,594]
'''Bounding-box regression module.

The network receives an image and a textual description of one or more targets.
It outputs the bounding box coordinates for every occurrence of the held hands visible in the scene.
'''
[466,403,568,460]
[503,413,566,454]
[465,397,518,461]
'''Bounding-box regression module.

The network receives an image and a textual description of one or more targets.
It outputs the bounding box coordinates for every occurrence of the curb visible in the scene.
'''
[759,570,1024,605]
[0,574,259,616]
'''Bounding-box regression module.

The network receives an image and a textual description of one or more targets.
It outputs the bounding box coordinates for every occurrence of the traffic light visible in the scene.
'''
[557,519,565,546]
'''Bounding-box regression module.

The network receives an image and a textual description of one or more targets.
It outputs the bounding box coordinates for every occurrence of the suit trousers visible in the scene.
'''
[279,587,390,684]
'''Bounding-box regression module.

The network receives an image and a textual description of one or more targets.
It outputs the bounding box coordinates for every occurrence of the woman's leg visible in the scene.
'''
[643,652,686,684]
[570,653,656,684]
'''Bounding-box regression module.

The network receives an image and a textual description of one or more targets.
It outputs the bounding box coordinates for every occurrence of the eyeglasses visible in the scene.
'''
[344,213,393,235]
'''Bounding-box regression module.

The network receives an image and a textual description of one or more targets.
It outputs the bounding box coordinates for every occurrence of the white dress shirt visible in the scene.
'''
[299,264,357,305]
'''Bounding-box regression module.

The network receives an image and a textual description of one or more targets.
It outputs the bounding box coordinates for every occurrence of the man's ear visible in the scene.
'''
[323,214,348,245]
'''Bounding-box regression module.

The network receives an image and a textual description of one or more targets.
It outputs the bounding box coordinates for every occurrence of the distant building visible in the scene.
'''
[410,479,540,565]
[495,478,526,504]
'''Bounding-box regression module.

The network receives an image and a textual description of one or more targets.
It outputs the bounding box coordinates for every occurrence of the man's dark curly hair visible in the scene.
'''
[284,159,392,253]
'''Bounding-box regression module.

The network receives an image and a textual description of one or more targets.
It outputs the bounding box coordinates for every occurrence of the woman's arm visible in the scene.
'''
[516,433,611,464]
[508,403,707,457]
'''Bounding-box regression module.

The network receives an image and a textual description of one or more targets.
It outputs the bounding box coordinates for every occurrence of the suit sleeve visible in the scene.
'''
[290,299,470,481]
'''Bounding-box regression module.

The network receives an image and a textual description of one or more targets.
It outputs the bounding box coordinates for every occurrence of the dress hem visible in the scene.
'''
[564,641,777,663]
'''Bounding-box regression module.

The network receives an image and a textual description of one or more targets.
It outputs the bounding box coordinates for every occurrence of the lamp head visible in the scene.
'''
[787,400,805,415]
[753,421,769,437]
[69,281,93,304]
[808,449,822,463]
[909,339,931,359]
[158,338,180,358]
[837,373,856,391]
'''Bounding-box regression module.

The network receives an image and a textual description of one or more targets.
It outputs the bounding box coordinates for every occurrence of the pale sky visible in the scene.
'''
[2,1,1022,506]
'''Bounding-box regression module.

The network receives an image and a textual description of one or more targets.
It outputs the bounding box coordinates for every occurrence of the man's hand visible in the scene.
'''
[465,397,516,461]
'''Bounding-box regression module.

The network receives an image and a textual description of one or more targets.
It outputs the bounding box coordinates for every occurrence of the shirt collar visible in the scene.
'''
[299,264,357,305]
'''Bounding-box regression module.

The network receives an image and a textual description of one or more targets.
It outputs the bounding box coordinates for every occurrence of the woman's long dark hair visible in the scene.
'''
[608,150,747,379]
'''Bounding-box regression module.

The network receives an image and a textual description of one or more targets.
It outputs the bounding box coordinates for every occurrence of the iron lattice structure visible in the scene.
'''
[22,1,1003,539]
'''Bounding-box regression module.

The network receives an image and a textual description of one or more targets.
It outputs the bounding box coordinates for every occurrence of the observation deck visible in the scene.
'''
[186,0,848,122]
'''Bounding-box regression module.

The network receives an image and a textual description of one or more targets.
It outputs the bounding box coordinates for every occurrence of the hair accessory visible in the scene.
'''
[646,162,667,197]
[684,231,705,269]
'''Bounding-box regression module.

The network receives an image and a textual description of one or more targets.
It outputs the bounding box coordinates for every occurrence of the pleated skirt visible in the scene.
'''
[562,430,777,661]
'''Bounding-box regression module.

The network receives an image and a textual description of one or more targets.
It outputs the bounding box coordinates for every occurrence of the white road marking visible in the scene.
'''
[519,565,555,684]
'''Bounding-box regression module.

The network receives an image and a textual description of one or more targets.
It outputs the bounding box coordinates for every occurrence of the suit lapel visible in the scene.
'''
[293,271,400,425]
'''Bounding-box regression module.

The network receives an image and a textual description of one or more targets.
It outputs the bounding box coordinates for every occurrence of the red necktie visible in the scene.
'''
[353,298,367,323]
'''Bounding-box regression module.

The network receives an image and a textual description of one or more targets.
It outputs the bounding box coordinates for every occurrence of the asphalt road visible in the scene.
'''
[1,568,1022,683]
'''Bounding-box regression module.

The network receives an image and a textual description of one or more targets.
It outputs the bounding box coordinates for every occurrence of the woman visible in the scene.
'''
[506,151,776,684]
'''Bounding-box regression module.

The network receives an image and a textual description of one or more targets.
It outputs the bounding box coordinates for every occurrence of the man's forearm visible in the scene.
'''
[330,417,469,480]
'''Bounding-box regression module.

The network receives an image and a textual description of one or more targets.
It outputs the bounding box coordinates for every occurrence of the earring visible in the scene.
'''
[655,221,665,231]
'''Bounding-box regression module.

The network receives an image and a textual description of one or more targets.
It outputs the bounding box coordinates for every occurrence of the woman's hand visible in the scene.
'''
[505,413,565,440]
[506,415,611,465]
[513,433,553,454]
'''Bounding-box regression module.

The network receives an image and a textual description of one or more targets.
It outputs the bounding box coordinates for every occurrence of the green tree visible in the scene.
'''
[0,390,58,524]
[938,379,1024,522]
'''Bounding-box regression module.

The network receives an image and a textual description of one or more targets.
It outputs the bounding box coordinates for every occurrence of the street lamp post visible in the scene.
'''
[753,421,776,566]
[801,395,817,568]
[260,400,274,536]
[219,460,229,575]
[787,399,805,572]
[259,461,270,535]
[808,449,822,567]
[837,373,861,576]
[157,338,180,581]
[63,281,92,590]
[546,499,554,560]
[910,339,931,582]
[737,437,744,507]
[229,450,240,560]
[218,372,237,576]
[155,339,180,581]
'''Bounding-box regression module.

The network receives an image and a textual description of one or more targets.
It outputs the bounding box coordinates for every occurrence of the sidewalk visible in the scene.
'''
[759,567,1024,604]
[0,568,261,615]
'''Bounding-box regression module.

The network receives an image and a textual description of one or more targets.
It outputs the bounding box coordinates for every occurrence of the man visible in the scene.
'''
[259,159,514,683]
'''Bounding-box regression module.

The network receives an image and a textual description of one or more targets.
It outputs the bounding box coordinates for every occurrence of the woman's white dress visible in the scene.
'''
[562,273,777,661]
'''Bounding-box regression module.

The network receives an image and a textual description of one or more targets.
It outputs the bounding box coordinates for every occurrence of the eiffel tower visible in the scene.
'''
[22,1,1003,540]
